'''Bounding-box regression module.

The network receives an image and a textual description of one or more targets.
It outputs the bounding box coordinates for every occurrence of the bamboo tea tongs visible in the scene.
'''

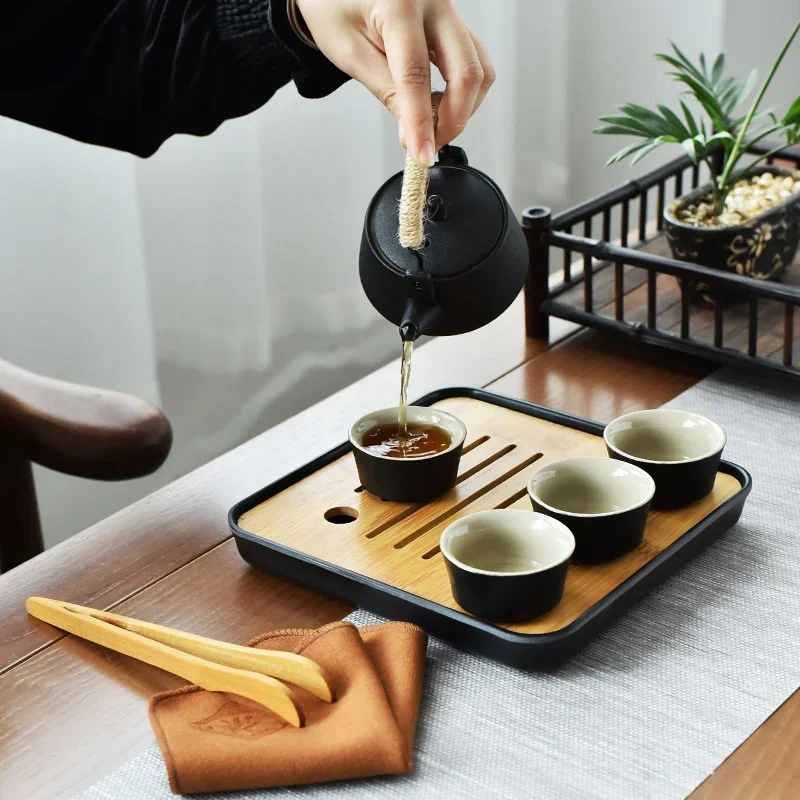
[26,597,333,727]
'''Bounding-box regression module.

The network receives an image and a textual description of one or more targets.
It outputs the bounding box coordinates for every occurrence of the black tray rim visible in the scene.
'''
[229,387,752,657]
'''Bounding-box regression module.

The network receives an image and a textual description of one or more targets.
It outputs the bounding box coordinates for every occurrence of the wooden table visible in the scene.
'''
[1,299,797,799]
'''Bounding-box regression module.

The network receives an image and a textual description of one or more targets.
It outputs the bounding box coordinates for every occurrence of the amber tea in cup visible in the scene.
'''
[360,422,452,459]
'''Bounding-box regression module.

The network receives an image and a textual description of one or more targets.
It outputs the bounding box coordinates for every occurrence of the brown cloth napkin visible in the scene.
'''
[149,620,428,795]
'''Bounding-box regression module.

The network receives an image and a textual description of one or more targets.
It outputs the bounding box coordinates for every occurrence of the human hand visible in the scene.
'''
[295,0,494,167]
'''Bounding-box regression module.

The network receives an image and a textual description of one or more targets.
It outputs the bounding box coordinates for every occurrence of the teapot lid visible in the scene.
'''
[363,148,508,279]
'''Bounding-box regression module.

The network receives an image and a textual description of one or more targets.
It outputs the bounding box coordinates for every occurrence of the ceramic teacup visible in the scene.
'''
[440,509,575,622]
[527,456,655,563]
[349,406,466,502]
[604,409,726,509]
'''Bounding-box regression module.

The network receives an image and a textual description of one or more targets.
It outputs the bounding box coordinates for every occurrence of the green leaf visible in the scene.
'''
[606,139,655,165]
[707,131,735,150]
[717,76,736,96]
[657,103,691,139]
[729,114,747,129]
[670,41,706,80]
[733,69,758,109]
[654,53,686,72]
[753,105,777,117]
[743,124,785,151]
[631,140,664,165]
[669,73,728,130]
[594,125,650,137]
[699,52,707,76]
[682,137,700,164]
[707,130,734,143]
[680,100,699,137]
[748,107,778,126]
[719,78,740,113]
[783,95,800,125]
[711,53,725,86]
[598,114,658,135]
[619,103,674,136]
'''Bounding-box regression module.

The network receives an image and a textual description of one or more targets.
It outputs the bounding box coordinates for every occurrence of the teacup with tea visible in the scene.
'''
[349,407,466,502]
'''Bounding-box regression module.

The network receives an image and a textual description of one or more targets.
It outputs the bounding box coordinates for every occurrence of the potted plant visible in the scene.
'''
[595,22,800,290]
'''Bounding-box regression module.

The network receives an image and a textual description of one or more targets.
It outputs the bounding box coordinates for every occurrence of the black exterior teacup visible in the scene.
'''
[440,509,574,623]
[349,406,466,503]
[527,456,655,564]
[604,409,726,509]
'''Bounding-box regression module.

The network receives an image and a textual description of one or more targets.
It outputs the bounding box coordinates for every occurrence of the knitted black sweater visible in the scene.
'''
[0,0,349,156]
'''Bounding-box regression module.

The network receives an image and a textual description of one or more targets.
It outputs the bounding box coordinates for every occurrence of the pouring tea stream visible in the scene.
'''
[359,93,529,438]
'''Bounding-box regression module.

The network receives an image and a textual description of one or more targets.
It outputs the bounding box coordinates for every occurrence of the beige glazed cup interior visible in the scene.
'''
[440,509,575,576]
[604,409,726,464]
[528,456,655,517]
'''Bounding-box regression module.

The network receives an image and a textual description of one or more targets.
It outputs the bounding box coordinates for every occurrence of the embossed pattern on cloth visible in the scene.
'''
[147,621,427,794]
[76,368,800,800]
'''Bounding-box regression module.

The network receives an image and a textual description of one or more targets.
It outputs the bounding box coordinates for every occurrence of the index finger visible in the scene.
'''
[382,5,435,167]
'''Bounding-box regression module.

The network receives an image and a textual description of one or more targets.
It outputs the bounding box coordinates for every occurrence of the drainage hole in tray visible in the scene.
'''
[325,506,360,524]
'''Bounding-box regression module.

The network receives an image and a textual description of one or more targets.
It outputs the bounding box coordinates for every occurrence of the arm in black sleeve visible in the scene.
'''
[0,0,349,157]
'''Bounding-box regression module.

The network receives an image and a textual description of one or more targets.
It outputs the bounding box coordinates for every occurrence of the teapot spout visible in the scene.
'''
[399,295,441,342]
[399,322,419,343]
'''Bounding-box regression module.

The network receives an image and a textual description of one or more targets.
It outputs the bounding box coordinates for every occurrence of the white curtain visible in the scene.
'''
[135,80,391,378]
[1,0,786,546]
[0,120,160,403]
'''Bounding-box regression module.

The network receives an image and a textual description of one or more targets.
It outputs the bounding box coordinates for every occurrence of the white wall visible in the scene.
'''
[723,0,800,111]
[0,121,159,401]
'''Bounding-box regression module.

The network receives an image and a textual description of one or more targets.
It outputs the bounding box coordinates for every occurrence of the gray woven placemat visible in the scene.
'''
[76,367,800,800]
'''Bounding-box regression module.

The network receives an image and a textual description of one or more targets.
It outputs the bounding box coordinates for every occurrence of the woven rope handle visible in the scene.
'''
[398,92,443,249]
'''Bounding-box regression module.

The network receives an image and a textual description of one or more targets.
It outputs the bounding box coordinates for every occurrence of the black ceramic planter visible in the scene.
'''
[349,406,466,503]
[527,457,655,564]
[440,509,574,623]
[664,166,800,304]
[604,409,727,510]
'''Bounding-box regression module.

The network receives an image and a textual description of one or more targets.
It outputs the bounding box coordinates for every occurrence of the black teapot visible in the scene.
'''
[359,145,528,341]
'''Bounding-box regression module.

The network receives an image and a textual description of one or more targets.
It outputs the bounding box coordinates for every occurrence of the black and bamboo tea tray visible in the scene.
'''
[230,388,751,669]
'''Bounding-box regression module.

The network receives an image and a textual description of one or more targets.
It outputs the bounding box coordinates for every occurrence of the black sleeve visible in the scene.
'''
[0,0,349,157]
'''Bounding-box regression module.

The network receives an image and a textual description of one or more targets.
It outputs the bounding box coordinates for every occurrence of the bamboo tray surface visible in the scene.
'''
[232,390,750,658]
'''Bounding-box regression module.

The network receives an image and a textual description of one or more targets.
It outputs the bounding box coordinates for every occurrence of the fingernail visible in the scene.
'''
[418,140,435,168]
[398,121,406,149]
